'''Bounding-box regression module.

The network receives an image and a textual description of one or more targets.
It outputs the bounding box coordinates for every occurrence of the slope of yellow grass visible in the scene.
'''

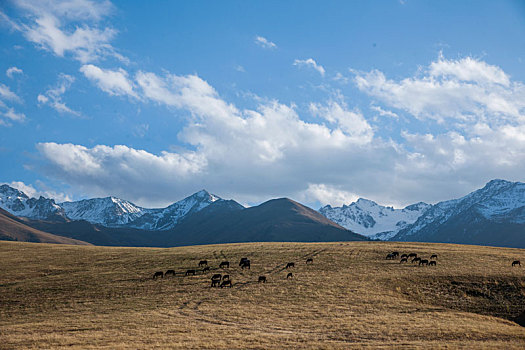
[1,240,525,349]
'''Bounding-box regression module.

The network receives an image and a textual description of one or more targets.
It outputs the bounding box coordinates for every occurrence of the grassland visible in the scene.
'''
[1,240,525,349]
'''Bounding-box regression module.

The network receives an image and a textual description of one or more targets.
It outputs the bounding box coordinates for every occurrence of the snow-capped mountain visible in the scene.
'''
[60,197,148,227]
[0,184,65,220]
[127,190,225,230]
[0,184,229,231]
[319,198,430,239]
[392,179,525,247]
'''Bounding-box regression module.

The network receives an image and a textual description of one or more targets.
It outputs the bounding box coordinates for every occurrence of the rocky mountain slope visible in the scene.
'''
[319,198,430,239]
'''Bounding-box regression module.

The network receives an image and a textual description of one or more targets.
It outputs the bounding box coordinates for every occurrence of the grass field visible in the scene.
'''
[1,240,525,349]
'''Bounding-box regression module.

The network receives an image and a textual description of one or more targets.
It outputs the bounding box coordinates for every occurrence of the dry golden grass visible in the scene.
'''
[1,240,525,349]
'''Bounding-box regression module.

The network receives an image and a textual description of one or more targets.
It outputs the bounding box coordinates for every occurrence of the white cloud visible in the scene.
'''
[38,74,81,116]
[7,180,71,202]
[354,55,525,123]
[0,83,21,102]
[298,184,359,207]
[370,105,399,119]
[6,67,23,78]
[2,108,26,122]
[31,56,525,209]
[5,0,121,63]
[293,58,325,76]
[254,36,277,49]
[80,64,137,97]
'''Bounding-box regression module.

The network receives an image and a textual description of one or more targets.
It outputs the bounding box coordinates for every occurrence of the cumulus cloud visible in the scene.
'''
[4,0,121,63]
[80,64,137,97]
[254,36,277,49]
[354,55,525,123]
[6,67,23,78]
[31,55,525,208]
[7,180,71,202]
[293,58,326,76]
[297,184,359,207]
[37,74,80,116]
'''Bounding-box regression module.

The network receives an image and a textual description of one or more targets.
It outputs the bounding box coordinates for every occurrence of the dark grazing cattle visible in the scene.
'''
[198,260,208,267]
[239,258,249,266]
[286,262,295,269]
[222,274,230,281]
[241,260,251,269]
[419,259,429,266]
[153,271,164,279]
[306,258,313,264]
[211,273,222,287]
[286,272,293,279]
[408,253,417,258]
[429,261,437,266]
[219,261,230,268]
[165,269,175,277]
[400,254,408,259]
[258,276,267,283]
[430,254,438,260]
[412,257,421,264]
[400,258,408,263]
[391,252,399,258]
[220,280,233,288]
[386,253,395,260]
[185,269,196,276]
[202,266,210,273]
[512,260,521,267]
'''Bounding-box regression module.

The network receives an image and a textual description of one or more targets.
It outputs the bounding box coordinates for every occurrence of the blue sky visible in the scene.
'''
[1,0,525,208]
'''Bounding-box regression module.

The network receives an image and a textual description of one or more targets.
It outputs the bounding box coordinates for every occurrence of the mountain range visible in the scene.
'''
[0,179,524,247]
[320,179,525,248]
[0,185,364,246]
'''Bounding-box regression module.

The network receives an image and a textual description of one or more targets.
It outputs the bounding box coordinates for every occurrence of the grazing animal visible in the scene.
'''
[222,274,230,281]
[306,258,313,264]
[220,280,233,288]
[165,269,175,277]
[386,253,395,260]
[211,274,222,287]
[400,254,408,259]
[400,258,408,263]
[512,260,521,267]
[153,271,164,279]
[219,261,230,268]
[430,254,438,260]
[429,261,437,266]
[412,257,421,264]
[419,259,429,266]
[241,260,251,269]
[258,276,267,283]
[198,260,208,267]
[202,266,210,273]
[185,269,196,276]
[408,253,417,258]
[286,272,293,279]
[286,262,295,269]
[239,257,249,266]
[391,252,399,258]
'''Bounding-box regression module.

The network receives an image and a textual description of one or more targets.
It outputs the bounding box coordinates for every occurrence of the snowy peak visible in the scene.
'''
[0,184,64,220]
[393,179,525,241]
[126,189,225,230]
[60,196,146,227]
[319,198,430,240]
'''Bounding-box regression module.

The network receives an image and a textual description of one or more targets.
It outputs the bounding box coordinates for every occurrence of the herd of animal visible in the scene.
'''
[151,256,315,287]
[385,251,438,266]
[386,251,521,268]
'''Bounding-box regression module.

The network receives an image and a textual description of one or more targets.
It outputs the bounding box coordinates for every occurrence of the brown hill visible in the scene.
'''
[166,198,367,245]
[0,208,90,245]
